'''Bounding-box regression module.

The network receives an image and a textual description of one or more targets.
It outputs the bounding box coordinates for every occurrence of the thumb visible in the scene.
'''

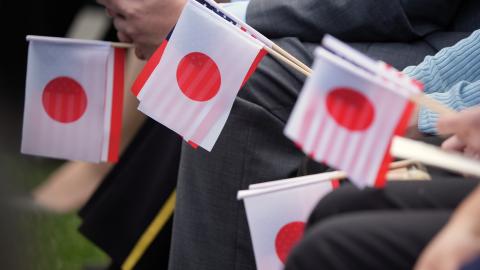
[442,135,466,152]
[437,113,462,135]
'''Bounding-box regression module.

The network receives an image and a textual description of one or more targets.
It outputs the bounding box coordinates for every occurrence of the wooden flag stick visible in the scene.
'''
[392,136,480,178]
[247,159,422,190]
[272,44,313,74]
[388,159,419,170]
[263,46,311,76]
[410,93,456,115]
[111,42,135,49]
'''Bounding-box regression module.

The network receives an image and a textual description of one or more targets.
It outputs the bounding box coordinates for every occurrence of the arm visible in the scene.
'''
[404,30,480,94]
[246,0,462,43]
[403,30,480,134]
[415,107,480,270]
[418,80,480,134]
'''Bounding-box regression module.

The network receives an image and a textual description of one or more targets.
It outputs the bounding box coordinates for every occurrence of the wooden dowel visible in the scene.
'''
[246,159,425,191]
[272,44,313,74]
[111,42,135,48]
[392,136,480,178]
[388,159,418,170]
[410,93,456,115]
[263,46,311,77]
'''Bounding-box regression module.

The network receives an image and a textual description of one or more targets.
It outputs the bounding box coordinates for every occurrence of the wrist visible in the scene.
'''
[405,104,423,138]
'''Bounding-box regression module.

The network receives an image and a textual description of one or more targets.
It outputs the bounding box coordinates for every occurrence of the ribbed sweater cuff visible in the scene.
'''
[418,106,440,134]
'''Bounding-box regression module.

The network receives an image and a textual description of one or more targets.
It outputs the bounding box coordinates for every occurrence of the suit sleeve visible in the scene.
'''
[246,0,462,43]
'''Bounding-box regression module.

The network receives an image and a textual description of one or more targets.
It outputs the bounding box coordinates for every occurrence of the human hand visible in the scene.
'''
[437,107,480,155]
[97,0,186,59]
[414,216,480,270]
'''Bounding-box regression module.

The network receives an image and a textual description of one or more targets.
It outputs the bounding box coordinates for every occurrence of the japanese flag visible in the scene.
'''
[21,36,125,163]
[285,48,414,188]
[238,175,339,270]
[131,0,265,151]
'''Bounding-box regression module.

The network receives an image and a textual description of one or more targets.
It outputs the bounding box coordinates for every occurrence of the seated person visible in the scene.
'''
[285,107,480,270]
[284,29,480,270]
[416,107,480,270]
[96,0,480,269]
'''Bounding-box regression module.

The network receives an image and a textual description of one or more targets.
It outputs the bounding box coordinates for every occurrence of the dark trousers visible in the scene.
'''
[284,178,479,270]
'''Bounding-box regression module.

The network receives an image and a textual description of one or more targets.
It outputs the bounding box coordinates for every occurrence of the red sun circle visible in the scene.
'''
[325,87,375,131]
[176,52,221,102]
[42,76,88,123]
[275,221,306,264]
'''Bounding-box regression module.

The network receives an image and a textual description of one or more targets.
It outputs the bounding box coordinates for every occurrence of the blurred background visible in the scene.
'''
[0,1,117,269]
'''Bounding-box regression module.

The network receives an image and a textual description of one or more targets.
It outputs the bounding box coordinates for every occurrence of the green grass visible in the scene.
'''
[22,212,108,270]
[2,153,109,270]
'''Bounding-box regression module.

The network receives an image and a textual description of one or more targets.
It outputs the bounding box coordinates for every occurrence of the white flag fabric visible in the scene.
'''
[238,176,339,270]
[322,34,423,97]
[22,36,125,163]
[131,0,265,151]
[285,48,415,188]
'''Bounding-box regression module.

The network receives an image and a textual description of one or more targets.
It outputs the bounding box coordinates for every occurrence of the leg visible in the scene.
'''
[308,178,478,228]
[286,211,451,270]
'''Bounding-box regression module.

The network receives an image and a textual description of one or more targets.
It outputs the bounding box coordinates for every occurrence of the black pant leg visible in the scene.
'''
[308,178,478,228]
[286,211,450,270]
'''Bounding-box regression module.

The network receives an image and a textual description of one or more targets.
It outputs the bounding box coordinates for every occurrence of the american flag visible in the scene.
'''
[196,0,274,48]
[197,0,237,25]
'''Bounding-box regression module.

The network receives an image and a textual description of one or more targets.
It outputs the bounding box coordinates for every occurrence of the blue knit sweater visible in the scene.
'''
[403,30,480,134]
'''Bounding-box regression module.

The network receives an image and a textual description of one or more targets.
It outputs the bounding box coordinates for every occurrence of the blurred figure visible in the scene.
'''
[97,0,186,59]
[415,107,480,270]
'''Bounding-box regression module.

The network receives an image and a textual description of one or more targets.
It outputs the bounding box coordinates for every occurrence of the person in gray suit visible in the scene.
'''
[96,0,480,269]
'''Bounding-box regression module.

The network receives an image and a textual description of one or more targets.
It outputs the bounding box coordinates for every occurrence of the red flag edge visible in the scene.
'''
[131,40,169,97]
[107,48,126,163]
[373,100,416,188]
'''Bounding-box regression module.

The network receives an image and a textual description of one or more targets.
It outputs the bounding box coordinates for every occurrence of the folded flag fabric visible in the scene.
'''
[285,47,416,188]
[322,34,422,97]
[22,36,125,163]
[131,0,266,151]
[238,175,339,270]
[196,0,275,48]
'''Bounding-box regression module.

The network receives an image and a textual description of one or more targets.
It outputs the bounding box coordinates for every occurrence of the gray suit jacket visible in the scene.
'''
[169,1,480,270]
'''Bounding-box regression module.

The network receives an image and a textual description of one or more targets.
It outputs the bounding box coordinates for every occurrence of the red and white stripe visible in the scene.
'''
[101,47,125,163]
